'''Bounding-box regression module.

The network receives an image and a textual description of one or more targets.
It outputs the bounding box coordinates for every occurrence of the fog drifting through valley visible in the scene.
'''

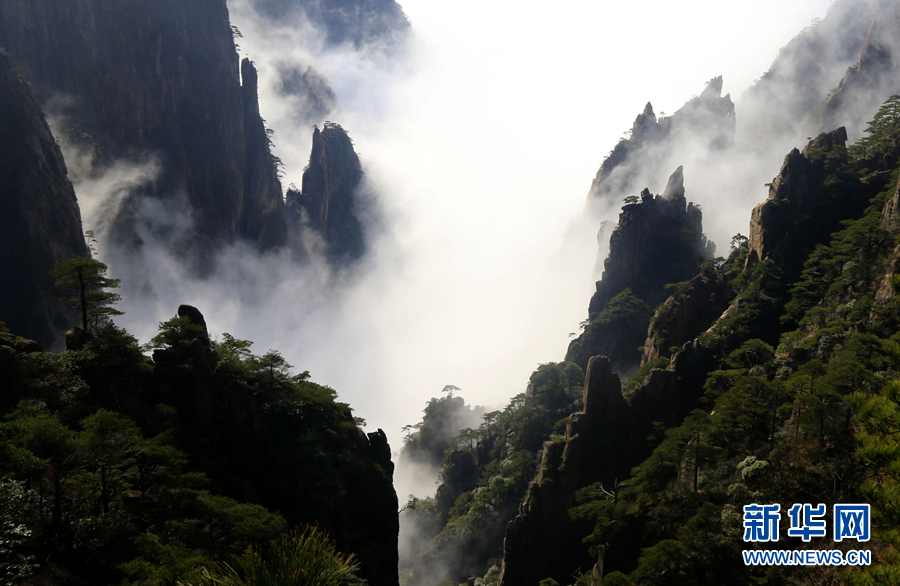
[61,0,842,506]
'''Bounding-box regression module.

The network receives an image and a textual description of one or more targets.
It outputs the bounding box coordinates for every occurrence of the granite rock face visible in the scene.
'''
[498,357,623,586]
[0,0,287,258]
[498,349,715,586]
[567,167,714,374]
[641,264,728,365]
[0,50,90,349]
[746,127,875,280]
[287,123,367,265]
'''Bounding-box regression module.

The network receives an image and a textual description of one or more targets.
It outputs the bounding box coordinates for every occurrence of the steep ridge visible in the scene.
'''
[498,344,722,586]
[567,167,715,375]
[640,264,730,366]
[0,50,90,349]
[287,122,367,265]
[0,0,287,257]
[498,357,625,586]
[737,0,894,149]
[399,117,900,586]
[493,118,900,585]
[585,77,734,217]
[820,11,900,141]
[747,127,873,278]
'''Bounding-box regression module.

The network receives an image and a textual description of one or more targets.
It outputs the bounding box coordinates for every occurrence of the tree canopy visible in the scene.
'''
[50,257,122,333]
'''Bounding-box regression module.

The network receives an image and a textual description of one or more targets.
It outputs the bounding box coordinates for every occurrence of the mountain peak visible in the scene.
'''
[662,165,685,199]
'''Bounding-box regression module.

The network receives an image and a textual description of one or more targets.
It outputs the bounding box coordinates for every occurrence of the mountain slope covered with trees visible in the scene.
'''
[0,299,398,586]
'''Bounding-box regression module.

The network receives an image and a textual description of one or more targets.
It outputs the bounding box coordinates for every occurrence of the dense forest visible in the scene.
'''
[0,294,397,585]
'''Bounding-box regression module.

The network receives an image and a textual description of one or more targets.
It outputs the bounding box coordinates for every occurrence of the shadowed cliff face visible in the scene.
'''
[287,122,366,265]
[641,264,729,366]
[0,50,90,349]
[747,127,876,280]
[150,305,399,586]
[0,0,287,259]
[567,167,715,376]
[498,350,717,586]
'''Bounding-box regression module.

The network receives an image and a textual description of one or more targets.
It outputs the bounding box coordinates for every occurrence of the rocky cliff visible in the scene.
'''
[0,50,90,349]
[747,127,876,280]
[498,357,624,586]
[640,263,730,365]
[499,344,718,586]
[497,115,900,584]
[287,122,367,265]
[584,77,734,217]
[567,167,714,374]
[0,0,287,258]
[151,305,399,586]
[819,8,900,141]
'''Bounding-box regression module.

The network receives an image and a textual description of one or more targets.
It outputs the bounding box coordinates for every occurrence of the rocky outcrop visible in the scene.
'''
[498,357,623,586]
[240,59,290,250]
[0,50,90,349]
[820,8,900,141]
[585,77,734,215]
[876,181,900,304]
[641,264,729,365]
[499,347,715,586]
[355,429,400,586]
[747,127,874,280]
[287,122,367,265]
[591,167,713,315]
[567,167,714,374]
[0,0,287,257]
[149,304,398,586]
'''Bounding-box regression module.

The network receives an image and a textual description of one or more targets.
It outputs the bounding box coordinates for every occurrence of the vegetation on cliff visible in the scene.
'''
[400,363,584,585]
[0,284,397,585]
[562,98,900,586]
[403,96,900,586]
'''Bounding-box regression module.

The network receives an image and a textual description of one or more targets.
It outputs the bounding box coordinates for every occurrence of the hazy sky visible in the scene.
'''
[87,0,839,498]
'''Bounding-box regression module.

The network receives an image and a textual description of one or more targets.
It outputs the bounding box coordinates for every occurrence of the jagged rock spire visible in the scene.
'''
[662,165,685,199]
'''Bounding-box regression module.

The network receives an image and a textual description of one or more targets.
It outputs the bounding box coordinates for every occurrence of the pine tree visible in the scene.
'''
[50,258,123,333]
